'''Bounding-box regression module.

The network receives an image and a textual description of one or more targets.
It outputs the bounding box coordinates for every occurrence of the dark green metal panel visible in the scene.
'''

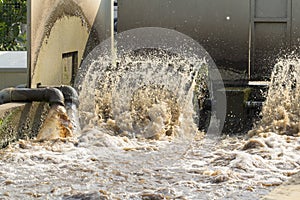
[118,0,300,81]
[118,0,250,81]
[292,0,300,52]
[250,0,292,80]
[255,0,288,18]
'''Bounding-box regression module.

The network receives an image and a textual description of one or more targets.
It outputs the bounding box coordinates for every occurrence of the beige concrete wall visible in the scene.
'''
[0,103,49,148]
[31,0,111,87]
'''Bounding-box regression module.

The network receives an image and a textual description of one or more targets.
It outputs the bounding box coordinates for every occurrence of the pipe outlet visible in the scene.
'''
[57,85,79,108]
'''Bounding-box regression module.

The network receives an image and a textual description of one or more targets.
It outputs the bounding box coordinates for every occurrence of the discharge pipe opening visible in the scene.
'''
[56,85,81,134]
[34,85,80,108]
[35,85,81,135]
[56,85,79,108]
[0,86,80,141]
[0,87,68,141]
[0,86,79,109]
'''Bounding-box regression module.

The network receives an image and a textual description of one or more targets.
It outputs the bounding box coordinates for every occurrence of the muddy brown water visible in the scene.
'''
[1,54,300,199]
[1,129,299,199]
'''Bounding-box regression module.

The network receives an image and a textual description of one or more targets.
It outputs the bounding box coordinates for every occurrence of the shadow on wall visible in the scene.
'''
[82,0,112,59]
[31,0,111,88]
[0,103,49,148]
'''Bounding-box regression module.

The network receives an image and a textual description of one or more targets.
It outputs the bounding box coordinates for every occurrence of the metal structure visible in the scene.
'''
[117,0,300,133]
[118,0,299,81]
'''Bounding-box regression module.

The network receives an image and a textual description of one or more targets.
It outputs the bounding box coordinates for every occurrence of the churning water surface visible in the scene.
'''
[1,49,300,199]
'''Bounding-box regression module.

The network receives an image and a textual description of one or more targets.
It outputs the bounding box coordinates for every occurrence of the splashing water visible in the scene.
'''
[78,48,205,140]
[37,105,74,141]
[251,58,300,136]
[76,27,220,138]
[1,28,300,199]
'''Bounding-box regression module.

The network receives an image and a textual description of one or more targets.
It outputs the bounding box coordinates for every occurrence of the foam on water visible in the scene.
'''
[1,124,299,199]
[251,58,300,136]
[78,48,203,140]
[1,32,300,199]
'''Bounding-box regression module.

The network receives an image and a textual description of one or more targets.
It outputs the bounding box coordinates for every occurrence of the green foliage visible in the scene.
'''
[0,0,27,51]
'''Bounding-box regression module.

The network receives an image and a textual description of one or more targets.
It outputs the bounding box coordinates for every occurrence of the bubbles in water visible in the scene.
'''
[76,28,214,140]
[253,58,300,136]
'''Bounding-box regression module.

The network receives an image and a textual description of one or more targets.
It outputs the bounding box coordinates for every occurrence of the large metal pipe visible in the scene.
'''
[0,87,65,106]
[56,86,81,134]
[56,85,79,108]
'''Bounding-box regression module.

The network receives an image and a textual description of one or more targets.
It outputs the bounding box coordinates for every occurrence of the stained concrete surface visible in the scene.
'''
[263,170,300,200]
[0,103,49,148]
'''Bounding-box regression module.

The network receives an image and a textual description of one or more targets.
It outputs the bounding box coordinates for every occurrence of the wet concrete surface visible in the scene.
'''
[0,103,49,148]
[263,172,300,200]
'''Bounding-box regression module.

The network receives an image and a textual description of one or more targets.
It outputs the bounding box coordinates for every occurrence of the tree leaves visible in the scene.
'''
[0,0,27,51]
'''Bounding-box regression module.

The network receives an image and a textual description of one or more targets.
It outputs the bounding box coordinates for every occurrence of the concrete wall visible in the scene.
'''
[30,0,111,87]
[0,103,49,148]
[0,0,112,148]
